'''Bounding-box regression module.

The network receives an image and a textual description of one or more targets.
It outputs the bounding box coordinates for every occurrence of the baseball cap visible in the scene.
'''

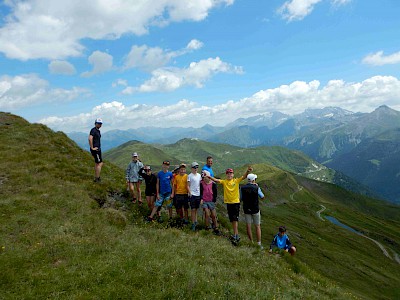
[179,163,187,168]
[132,152,138,157]
[225,168,234,174]
[95,118,103,124]
[191,162,199,168]
[201,170,210,178]
[162,160,170,166]
[247,173,257,182]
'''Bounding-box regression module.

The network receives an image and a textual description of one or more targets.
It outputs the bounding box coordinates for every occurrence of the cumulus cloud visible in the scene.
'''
[362,50,400,66]
[186,39,204,50]
[122,57,243,94]
[81,51,113,77]
[278,0,322,22]
[123,39,204,72]
[0,0,232,60]
[277,0,351,21]
[48,60,76,75]
[40,75,400,132]
[0,74,89,110]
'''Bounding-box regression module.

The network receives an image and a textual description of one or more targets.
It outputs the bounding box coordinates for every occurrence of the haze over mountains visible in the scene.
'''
[68,105,400,203]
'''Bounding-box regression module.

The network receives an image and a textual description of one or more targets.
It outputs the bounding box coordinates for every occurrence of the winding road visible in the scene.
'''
[315,204,399,263]
[316,204,326,221]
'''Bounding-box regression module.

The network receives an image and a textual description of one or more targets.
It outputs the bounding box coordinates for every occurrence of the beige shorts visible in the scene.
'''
[244,211,261,225]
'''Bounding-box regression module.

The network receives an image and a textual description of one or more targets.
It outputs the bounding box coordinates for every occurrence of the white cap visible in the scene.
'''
[132,152,138,157]
[191,162,199,168]
[95,118,103,124]
[247,173,257,182]
[201,170,210,177]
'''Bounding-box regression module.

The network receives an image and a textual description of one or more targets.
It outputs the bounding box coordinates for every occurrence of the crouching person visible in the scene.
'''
[269,226,296,255]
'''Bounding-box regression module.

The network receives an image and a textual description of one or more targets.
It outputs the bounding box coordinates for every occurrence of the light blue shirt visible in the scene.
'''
[202,165,214,177]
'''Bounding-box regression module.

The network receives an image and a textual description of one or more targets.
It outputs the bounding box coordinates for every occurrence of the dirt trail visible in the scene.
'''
[289,185,303,201]
[316,204,326,221]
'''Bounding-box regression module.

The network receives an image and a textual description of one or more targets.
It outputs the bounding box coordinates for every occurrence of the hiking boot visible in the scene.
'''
[146,217,154,223]
[183,219,189,225]
[213,228,221,235]
[93,177,101,183]
[157,217,163,223]
[191,223,196,231]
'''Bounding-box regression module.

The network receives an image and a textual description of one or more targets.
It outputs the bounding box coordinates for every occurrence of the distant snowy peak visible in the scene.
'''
[299,107,355,119]
[227,111,289,129]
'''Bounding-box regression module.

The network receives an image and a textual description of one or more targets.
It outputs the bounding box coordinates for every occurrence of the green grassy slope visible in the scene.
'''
[103,140,179,170]
[106,138,373,196]
[0,113,346,299]
[247,164,400,300]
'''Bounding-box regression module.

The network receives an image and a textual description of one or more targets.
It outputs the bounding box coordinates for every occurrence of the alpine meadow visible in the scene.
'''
[1,113,400,299]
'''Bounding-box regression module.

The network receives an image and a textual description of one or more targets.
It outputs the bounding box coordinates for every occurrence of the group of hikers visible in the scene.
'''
[89,118,296,255]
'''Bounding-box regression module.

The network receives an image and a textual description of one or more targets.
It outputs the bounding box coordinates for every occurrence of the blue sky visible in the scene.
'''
[1,0,400,133]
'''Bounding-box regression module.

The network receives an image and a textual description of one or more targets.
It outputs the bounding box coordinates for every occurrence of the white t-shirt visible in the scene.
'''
[187,173,201,196]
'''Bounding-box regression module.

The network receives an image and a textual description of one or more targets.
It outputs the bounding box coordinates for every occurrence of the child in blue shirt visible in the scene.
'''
[269,226,296,256]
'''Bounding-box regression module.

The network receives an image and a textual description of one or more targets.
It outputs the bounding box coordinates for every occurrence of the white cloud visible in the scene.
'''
[277,0,351,21]
[112,79,128,88]
[186,39,204,50]
[123,39,204,72]
[0,0,232,60]
[331,0,351,6]
[40,75,400,132]
[278,0,322,22]
[0,74,89,110]
[81,51,113,77]
[123,57,243,94]
[48,60,76,75]
[362,50,400,66]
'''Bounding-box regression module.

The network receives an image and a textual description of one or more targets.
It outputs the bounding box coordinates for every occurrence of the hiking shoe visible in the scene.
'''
[157,217,163,223]
[183,219,189,225]
[258,244,264,250]
[93,177,101,183]
[146,217,154,223]
[213,228,221,235]
[191,223,196,231]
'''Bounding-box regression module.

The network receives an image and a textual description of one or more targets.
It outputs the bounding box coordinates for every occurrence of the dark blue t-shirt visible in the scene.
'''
[89,127,101,149]
[157,171,173,194]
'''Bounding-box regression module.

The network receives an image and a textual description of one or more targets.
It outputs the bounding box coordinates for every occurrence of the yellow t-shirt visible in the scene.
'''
[219,178,243,204]
[174,174,188,194]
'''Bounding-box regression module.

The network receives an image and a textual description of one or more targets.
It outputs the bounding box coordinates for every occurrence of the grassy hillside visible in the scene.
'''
[249,163,400,299]
[105,134,400,298]
[0,112,346,299]
[103,140,179,170]
[106,138,373,197]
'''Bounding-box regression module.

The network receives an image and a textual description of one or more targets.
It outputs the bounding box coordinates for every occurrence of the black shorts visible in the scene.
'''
[227,203,240,222]
[175,194,189,209]
[145,190,157,197]
[189,195,201,209]
[91,149,102,163]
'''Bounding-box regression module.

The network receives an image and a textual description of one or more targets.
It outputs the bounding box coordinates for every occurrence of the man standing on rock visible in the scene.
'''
[88,118,103,182]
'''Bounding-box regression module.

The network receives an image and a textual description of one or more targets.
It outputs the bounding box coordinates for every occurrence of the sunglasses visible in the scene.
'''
[192,166,199,168]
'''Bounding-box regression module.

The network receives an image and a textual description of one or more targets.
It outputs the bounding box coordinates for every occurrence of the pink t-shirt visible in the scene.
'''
[201,181,214,202]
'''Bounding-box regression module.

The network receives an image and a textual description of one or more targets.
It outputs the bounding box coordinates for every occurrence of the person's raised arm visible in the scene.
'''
[207,175,220,184]
[240,166,253,181]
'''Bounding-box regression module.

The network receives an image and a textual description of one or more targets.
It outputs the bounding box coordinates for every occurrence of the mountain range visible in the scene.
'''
[68,105,400,203]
